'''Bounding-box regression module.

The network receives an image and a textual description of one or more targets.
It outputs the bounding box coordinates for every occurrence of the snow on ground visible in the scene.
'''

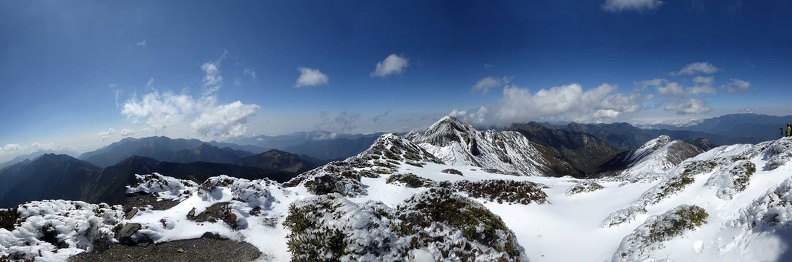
[6,136,792,261]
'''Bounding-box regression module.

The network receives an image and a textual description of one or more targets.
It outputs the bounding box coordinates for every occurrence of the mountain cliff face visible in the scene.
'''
[407,116,568,176]
[598,135,704,182]
[510,122,623,176]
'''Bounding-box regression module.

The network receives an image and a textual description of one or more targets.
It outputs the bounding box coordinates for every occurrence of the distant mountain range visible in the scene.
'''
[232,131,384,161]
[0,146,318,207]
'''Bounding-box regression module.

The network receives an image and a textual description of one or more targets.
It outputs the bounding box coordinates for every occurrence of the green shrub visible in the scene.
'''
[646,205,708,244]
[0,207,18,231]
[453,180,548,205]
[386,173,435,188]
[566,182,604,195]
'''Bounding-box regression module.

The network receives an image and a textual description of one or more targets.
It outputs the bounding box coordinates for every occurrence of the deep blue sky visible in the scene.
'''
[1,0,791,160]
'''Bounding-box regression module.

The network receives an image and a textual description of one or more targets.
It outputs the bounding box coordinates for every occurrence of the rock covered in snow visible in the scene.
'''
[126,173,199,201]
[732,176,792,231]
[0,200,125,261]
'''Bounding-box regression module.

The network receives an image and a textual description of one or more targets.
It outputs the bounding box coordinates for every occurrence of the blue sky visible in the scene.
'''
[1,0,791,160]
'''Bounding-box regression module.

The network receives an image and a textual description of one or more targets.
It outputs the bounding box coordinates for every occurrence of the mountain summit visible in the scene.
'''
[408,116,570,176]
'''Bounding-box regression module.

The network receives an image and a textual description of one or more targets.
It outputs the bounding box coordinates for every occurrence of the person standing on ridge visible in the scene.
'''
[787,123,791,137]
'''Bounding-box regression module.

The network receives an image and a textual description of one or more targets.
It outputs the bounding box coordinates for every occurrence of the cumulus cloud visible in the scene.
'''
[121,59,260,139]
[449,106,490,126]
[97,128,115,141]
[120,129,135,137]
[725,78,751,93]
[191,101,260,138]
[677,62,720,75]
[371,54,409,77]
[0,144,25,155]
[603,0,664,12]
[593,109,621,119]
[664,98,712,114]
[122,90,196,131]
[452,83,648,125]
[295,67,329,87]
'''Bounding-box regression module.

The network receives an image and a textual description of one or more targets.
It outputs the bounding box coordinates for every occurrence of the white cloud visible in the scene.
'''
[97,128,115,141]
[686,85,717,95]
[484,64,493,69]
[603,0,664,12]
[593,109,621,119]
[677,62,720,75]
[121,59,260,139]
[472,76,510,94]
[120,129,135,137]
[371,54,409,77]
[664,98,712,114]
[452,83,646,125]
[122,90,196,131]
[725,78,751,93]
[191,101,260,139]
[295,67,329,87]
[656,82,685,96]
[136,40,146,46]
[629,117,703,128]
[114,89,123,107]
[693,76,714,85]
[244,68,257,79]
[315,111,361,136]
[449,106,489,125]
[635,78,666,90]
[202,62,222,96]
[0,144,25,155]
[31,142,59,151]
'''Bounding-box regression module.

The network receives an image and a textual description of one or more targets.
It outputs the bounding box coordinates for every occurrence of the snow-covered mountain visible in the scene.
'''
[407,116,569,176]
[600,135,704,182]
[7,129,792,261]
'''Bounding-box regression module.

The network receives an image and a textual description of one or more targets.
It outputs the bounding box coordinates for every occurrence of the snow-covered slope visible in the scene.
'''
[407,116,563,176]
[6,134,792,262]
[603,135,704,182]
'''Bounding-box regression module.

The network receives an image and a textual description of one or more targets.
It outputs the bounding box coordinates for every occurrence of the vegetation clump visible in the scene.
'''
[731,161,757,193]
[645,205,709,244]
[283,190,527,261]
[614,205,708,261]
[452,180,548,205]
[441,168,463,176]
[386,173,436,188]
[282,196,349,261]
[395,188,525,261]
[650,161,714,204]
[0,207,18,231]
[566,181,605,196]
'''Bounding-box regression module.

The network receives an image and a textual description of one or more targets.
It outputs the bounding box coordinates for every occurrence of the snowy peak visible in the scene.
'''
[602,135,704,182]
[414,116,477,147]
[409,116,559,176]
